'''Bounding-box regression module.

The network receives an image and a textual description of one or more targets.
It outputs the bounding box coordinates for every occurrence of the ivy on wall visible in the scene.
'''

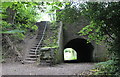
[43,22,59,48]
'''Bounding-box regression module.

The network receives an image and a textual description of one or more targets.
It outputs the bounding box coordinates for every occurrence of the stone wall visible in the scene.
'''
[41,21,63,64]
[57,21,64,63]
[41,18,108,63]
[62,16,108,62]
[63,16,89,46]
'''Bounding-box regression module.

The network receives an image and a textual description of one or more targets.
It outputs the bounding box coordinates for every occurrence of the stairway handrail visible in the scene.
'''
[35,21,48,56]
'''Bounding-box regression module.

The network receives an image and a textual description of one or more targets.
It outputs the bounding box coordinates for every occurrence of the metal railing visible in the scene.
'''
[34,21,48,58]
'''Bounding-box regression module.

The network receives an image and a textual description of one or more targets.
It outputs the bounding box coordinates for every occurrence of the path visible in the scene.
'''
[2,62,95,75]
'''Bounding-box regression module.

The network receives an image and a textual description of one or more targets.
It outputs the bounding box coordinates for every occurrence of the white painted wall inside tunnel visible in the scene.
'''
[64,48,77,61]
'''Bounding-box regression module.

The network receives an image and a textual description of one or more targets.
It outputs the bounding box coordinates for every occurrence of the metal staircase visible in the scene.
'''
[24,21,47,63]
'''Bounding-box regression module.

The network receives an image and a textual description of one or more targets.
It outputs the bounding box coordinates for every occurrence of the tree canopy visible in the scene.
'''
[1,2,38,38]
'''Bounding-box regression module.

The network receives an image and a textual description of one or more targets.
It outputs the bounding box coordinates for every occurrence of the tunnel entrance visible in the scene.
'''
[64,38,94,63]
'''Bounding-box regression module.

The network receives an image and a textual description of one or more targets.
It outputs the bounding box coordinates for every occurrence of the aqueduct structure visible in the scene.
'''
[24,17,108,64]
[57,16,107,63]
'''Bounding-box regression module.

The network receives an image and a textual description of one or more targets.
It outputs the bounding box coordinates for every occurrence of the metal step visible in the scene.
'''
[29,52,38,55]
[28,55,40,56]
[25,58,37,61]
[30,49,39,52]
[23,60,36,63]
[27,55,40,58]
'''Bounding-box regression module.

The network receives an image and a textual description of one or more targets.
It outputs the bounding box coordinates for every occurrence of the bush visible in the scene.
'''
[93,60,118,75]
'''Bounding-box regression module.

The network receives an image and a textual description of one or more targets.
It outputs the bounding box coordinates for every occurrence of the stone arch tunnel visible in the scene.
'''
[64,38,94,63]
[57,18,108,63]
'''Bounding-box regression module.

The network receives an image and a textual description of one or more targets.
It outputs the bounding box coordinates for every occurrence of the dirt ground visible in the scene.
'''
[2,62,95,75]
[0,63,2,77]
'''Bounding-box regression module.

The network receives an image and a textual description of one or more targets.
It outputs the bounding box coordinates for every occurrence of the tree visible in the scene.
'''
[79,2,120,75]
[1,2,39,61]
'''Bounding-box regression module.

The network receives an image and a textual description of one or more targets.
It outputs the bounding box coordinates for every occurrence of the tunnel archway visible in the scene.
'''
[64,38,94,63]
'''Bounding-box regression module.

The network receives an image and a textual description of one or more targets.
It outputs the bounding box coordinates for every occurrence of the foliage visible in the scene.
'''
[93,60,118,75]
[50,21,59,29]
[1,2,38,38]
[0,30,25,33]
[36,2,64,21]
[56,2,81,24]
[79,21,106,44]
[43,22,59,47]
[1,2,39,61]
[79,2,120,75]
[46,2,64,12]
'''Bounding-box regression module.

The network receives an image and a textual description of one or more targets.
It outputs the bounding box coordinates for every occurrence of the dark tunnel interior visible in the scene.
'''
[64,38,94,63]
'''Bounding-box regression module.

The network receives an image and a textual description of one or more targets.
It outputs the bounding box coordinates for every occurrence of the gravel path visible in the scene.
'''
[2,62,95,75]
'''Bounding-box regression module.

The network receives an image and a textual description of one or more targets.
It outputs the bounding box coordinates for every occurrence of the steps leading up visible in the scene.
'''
[24,22,47,64]
[24,21,54,65]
